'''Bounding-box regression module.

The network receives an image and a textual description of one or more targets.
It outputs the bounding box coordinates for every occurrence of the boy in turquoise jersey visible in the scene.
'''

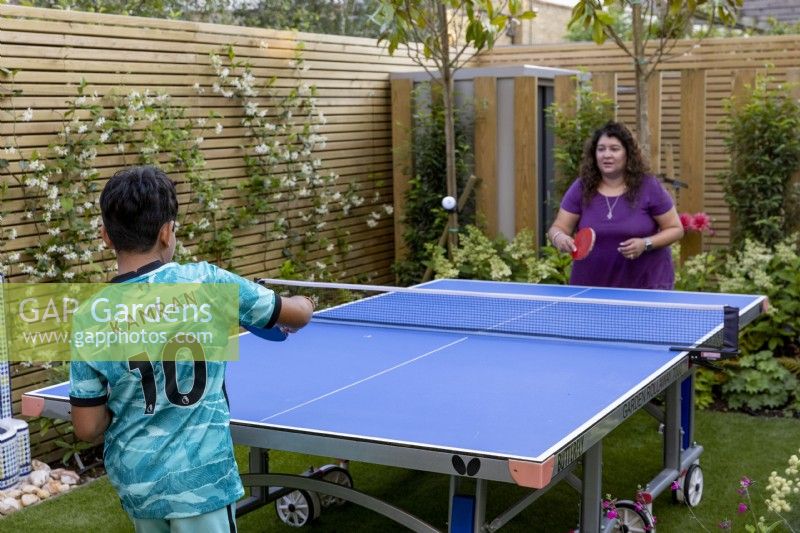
[69,165,314,533]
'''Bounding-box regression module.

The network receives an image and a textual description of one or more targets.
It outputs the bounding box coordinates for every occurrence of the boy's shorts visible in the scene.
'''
[132,503,237,533]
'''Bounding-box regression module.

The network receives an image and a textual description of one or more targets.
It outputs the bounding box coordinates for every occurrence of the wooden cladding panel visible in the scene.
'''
[514,77,538,237]
[474,77,498,236]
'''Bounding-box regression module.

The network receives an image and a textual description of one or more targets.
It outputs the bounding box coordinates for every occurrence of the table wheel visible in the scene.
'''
[275,488,322,527]
[673,463,704,507]
[319,465,353,508]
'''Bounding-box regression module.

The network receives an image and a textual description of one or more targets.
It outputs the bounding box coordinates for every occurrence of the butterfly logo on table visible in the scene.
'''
[451,455,481,477]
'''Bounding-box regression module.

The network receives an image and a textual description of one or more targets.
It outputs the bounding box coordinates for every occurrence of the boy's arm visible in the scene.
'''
[71,405,112,442]
[276,295,315,331]
[212,265,314,332]
[69,361,110,442]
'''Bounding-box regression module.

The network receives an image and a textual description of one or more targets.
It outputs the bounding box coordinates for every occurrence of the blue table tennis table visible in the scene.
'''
[22,279,765,532]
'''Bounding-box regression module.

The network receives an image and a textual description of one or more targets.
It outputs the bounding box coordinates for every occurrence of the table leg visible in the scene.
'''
[236,447,269,515]
[664,379,682,472]
[680,372,695,450]
[580,441,602,533]
[448,476,488,533]
[474,478,487,532]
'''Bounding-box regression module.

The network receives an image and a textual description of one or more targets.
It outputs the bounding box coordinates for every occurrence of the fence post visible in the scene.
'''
[678,69,706,263]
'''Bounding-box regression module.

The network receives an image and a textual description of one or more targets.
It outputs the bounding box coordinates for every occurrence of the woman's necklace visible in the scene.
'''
[604,194,621,220]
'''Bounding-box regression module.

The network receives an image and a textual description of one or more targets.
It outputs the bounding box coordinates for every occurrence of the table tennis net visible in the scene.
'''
[258,279,739,353]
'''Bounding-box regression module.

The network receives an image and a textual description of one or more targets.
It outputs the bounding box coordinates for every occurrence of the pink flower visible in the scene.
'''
[692,212,712,233]
[737,502,748,514]
[740,476,752,488]
[607,509,618,520]
[670,480,681,491]
[679,212,695,231]
[719,519,732,529]
[680,212,715,235]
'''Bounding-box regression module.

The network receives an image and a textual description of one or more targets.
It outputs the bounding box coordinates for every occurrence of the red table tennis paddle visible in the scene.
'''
[243,324,288,342]
[571,227,596,261]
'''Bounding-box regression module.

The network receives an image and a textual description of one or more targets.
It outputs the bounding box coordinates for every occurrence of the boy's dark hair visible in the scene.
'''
[100,166,178,253]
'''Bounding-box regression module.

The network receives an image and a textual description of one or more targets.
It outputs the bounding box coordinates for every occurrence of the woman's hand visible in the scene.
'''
[552,232,576,254]
[617,238,646,260]
[548,209,580,255]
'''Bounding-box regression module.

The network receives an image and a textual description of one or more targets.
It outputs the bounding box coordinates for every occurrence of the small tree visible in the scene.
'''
[374,0,535,251]
[568,0,741,157]
[393,86,474,284]
[720,74,800,245]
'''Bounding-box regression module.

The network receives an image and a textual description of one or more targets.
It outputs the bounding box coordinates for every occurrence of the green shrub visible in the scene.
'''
[673,246,720,293]
[674,237,800,412]
[546,79,615,204]
[721,350,798,411]
[718,237,800,358]
[721,74,800,244]
[426,225,570,284]
[693,367,719,410]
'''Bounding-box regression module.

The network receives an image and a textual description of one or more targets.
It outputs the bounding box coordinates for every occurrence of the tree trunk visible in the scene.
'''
[631,2,650,158]
[438,2,458,253]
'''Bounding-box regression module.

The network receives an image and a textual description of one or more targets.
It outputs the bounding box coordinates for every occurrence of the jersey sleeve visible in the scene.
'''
[69,361,108,407]
[646,176,675,216]
[560,178,583,215]
[210,265,281,329]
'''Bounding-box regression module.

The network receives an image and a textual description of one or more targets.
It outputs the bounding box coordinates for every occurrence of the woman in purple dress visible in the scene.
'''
[547,122,684,289]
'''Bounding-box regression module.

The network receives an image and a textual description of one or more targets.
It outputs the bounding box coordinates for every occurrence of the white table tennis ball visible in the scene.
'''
[441,196,457,210]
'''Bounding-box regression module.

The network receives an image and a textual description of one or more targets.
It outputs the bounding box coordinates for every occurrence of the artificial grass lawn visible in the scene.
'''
[1,410,798,532]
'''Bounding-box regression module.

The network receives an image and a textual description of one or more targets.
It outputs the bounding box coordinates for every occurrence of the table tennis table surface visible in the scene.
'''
[28,279,764,467]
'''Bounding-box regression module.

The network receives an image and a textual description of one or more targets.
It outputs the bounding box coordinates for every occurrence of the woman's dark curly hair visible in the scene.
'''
[578,121,649,205]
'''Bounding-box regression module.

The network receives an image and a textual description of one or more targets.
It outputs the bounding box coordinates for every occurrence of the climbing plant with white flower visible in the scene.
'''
[0,77,225,281]
[0,42,391,285]
[209,44,388,280]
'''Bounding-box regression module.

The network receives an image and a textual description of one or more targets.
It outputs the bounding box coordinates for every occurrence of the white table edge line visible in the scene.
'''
[533,350,689,461]
[230,418,544,463]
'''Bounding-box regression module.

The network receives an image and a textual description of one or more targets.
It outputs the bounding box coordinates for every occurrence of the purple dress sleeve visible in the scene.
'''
[561,179,583,215]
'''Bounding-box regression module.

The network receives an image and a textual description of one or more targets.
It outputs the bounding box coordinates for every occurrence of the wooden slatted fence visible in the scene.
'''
[0,4,423,462]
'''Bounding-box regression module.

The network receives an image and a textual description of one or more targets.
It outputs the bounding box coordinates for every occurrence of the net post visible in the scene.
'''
[721,305,739,355]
